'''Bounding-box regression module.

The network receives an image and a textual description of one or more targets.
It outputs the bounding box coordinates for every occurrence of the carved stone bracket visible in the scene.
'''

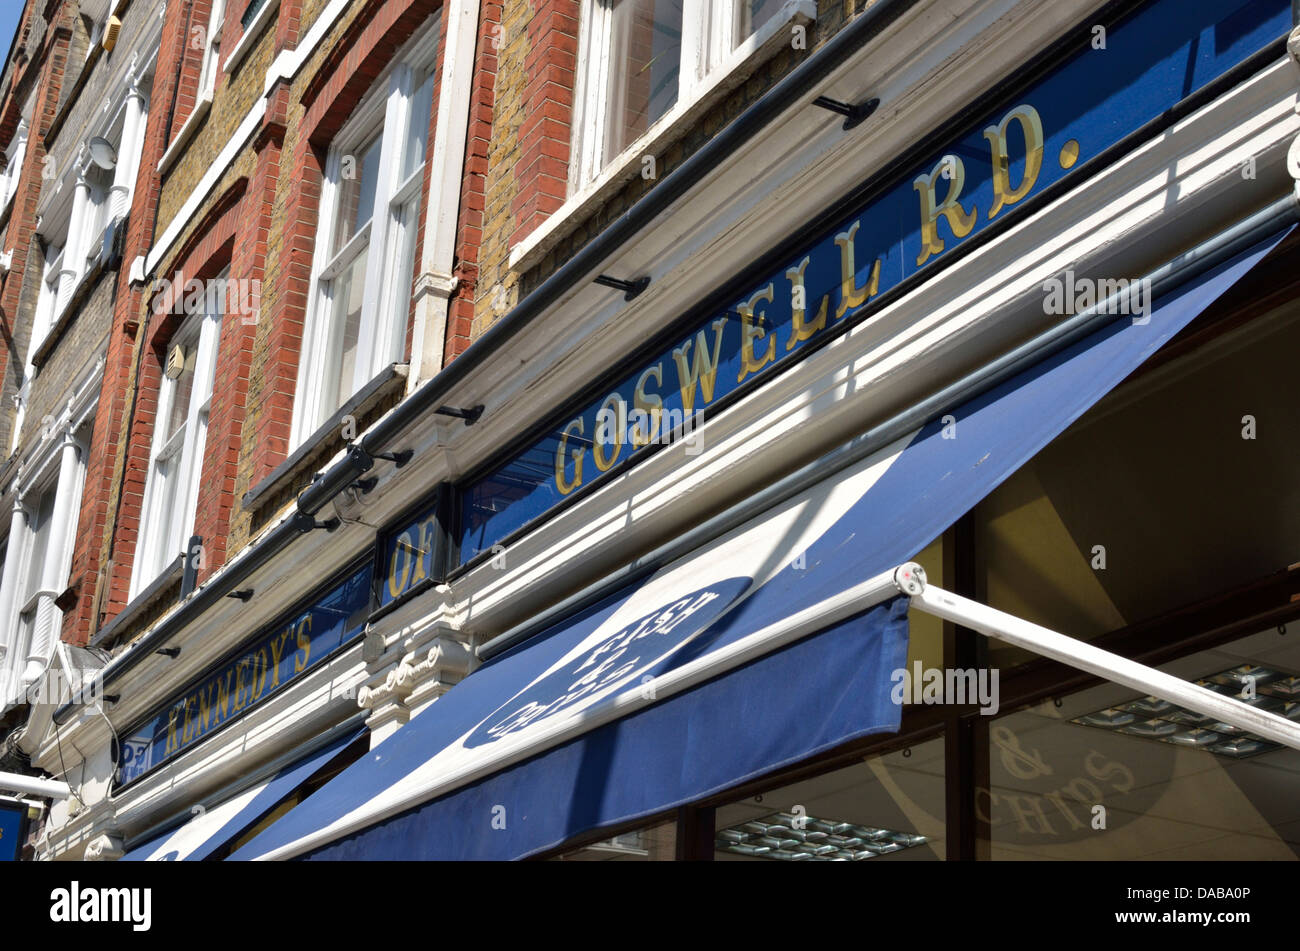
[357,616,474,742]
[84,832,125,861]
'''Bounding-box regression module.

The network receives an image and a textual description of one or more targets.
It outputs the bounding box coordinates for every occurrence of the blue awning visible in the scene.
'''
[231,227,1290,861]
[120,727,364,861]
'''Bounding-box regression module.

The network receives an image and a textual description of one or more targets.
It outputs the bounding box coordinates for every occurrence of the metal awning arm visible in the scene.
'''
[892,562,1300,751]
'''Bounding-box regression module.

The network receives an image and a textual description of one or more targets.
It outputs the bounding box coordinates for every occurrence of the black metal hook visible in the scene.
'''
[593,274,651,301]
[435,405,484,425]
[812,95,880,131]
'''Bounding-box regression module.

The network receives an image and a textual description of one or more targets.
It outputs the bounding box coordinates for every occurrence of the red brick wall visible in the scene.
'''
[444,0,501,362]
[509,0,578,248]
[169,0,220,144]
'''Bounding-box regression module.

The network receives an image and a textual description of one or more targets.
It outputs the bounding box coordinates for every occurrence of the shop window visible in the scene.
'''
[291,40,435,446]
[131,272,226,598]
[974,297,1300,668]
[988,624,1300,859]
[714,738,945,861]
[569,0,795,190]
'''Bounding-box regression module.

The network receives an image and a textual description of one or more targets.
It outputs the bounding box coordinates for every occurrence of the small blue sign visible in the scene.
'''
[0,802,25,861]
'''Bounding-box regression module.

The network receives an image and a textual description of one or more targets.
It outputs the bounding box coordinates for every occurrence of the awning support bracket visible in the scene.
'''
[894,562,1300,752]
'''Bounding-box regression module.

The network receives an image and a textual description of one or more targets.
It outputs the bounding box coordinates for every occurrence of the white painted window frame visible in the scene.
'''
[0,120,27,213]
[130,278,225,599]
[13,480,59,647]
[290,32,436,448]
[570,0,781,192]
[199,0,228,98]
[9,251,63,454]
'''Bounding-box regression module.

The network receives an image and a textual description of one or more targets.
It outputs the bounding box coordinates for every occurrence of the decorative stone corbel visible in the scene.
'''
[1288,25,1300,75]
[84,832,125,861]
[412,270,459,308]
[402,635,474,714]
[1287,132,1300,203]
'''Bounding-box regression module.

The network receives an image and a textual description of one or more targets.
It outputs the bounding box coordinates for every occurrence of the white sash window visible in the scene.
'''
[131,273,225,598]
[571,0,797,190]
[291,33,436,447]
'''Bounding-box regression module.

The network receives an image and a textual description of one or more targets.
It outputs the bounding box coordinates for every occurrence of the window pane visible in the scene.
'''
[380,195,421,365]
[605,0,683,157]
[155,453,181,557]
[325,246,369,414]
[975,298,1300,668]
[165,342,198,441]
[991,625,1300,859]
[403,73,434,182]
[334,135,382,254]
[23,489,56,600]
[715,739,944,861]
[738,0,786,43]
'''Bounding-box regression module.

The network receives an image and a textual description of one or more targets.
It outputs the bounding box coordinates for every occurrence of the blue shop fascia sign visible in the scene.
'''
[115,560,373,787]
[368,0,1289,605]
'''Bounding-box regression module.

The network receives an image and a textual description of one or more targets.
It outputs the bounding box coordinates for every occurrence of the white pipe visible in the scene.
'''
[407,0,481,389]
[0,770,70,800]
[908,573,1300,751]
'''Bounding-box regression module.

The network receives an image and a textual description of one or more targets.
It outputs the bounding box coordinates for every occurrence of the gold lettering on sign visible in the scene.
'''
[736,285,776,384]
[232,660,248,712]
[833,221,881,320]
[164,708,180,758]
[984,104,1045,220]
[784,256,827,350]
[672,318,728,413]
[215,670,232,720]
[252,647,269,699]
[294,616,313,673]
[555,417,585,496]
[268,630,289,690]
[198,683,213,732]
[913,155,977,267]
[387,532,413,601]
[592,393,624,472]
[412,518,435,589]
[181,696,197,745]
[632,364,663,448]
